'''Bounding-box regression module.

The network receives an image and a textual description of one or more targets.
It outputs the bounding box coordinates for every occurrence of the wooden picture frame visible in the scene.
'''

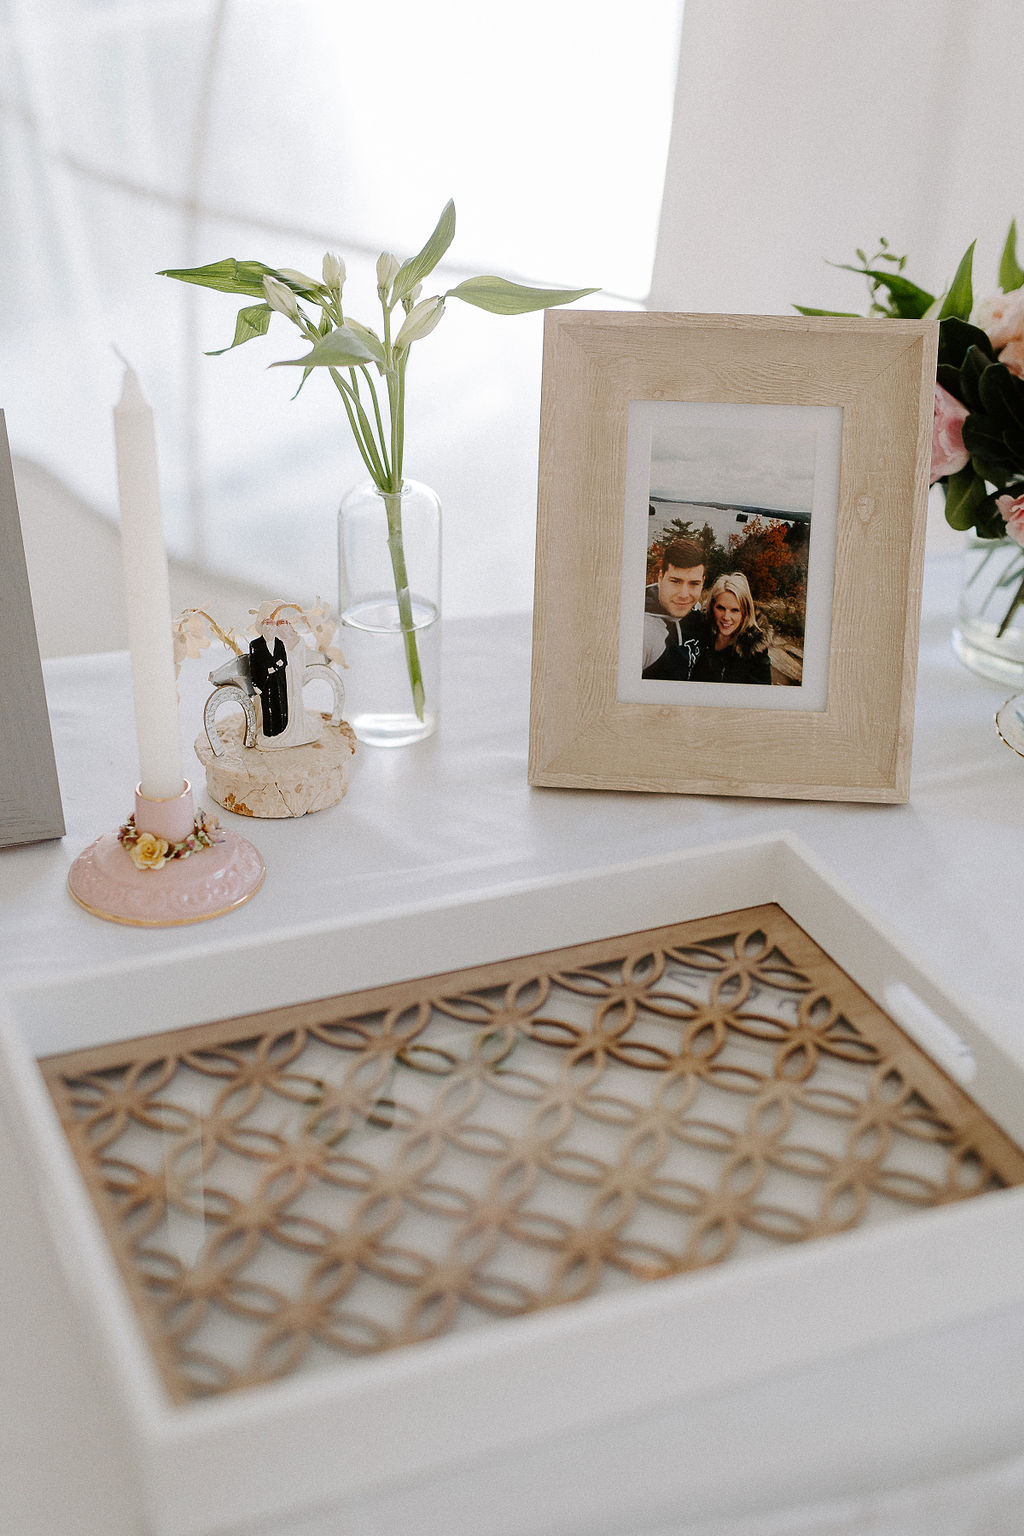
[529,312,937,802]
[0,410,65,846]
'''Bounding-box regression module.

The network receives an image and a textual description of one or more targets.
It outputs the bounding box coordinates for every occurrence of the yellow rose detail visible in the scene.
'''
[128,832,170,871]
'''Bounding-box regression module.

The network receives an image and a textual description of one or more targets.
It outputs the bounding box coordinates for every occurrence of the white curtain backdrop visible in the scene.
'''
[650,0,1024,319]
[0,0,683,621]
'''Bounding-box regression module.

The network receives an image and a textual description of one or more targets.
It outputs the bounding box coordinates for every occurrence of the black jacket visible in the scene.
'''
[692,619,772,685]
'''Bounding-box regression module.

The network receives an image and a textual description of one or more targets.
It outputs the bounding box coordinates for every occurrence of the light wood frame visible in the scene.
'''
[0,410,64,846]
[529,312,937,802]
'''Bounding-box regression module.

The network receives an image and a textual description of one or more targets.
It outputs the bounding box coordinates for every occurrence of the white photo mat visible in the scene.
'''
[617,399,842,712]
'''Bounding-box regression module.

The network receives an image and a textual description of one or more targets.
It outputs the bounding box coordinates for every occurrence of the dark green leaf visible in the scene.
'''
[937,315,994,371]
[206,303,273,355]
[937,241,975,322]
[999,219,1024,293]
[392,200,457,304]
[972,456,1012,490]
[269,325,378,370]
[830,264,935,317]
[936,363,966,401]
[791,305,860,317]
[976,491,1013,539]
[963,414,1014,465]
[943,465,987,529]
[446,275,599,315]
[958,346,991,413]
[159,258,277,298]
[978,360,1024,434]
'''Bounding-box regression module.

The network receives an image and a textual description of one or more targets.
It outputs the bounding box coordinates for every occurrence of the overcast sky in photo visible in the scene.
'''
[650,418,817,514]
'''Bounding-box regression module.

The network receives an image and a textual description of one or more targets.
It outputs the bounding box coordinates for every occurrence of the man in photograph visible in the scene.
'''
[642,537,706,679]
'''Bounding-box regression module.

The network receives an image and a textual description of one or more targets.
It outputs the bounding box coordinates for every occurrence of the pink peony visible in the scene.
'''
[996,493,1024,546]
[930,383,969,482]
[975,287,1024,351]
[997,337,1024,380]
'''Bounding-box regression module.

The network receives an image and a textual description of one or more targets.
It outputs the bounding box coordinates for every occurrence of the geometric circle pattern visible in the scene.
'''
[42,904,1024,1403]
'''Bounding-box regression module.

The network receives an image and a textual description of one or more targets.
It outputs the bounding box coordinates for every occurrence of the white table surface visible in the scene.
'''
[2,550,1024,1536]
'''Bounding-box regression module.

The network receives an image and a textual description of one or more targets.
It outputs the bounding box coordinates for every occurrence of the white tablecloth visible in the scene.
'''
[2,551,1023,1535]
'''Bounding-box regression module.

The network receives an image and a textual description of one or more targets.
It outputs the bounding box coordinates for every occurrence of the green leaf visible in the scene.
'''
[269,325,379,370]
[976,492,1013,540]
[446,275,599,315]
[289,312,332,399]
[937,241,975,322]
[158,258,277,298]
[979,358,1024,434]
[958,345,991,413]
[999,219,1024,293]
[937,315,994,372]
[830,264,935,317]
[963,414,1016,472]
[943,464,987,529]
[392,199,457,304]
[936,363,966,401]
[791,305,860,317]
[206,302,273,355]
[342,318,387,367]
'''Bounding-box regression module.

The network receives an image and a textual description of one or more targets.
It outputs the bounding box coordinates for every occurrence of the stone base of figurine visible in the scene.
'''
[194,712,356,819]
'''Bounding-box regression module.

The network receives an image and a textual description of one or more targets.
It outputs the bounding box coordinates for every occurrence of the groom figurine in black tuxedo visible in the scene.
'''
[248,632,289,737]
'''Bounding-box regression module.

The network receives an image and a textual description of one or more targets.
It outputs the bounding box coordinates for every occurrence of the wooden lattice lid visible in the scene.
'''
[41,903,1024,1404]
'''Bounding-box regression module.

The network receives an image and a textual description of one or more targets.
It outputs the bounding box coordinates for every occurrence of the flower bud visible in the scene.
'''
[402,281,423,314]
[262,275,300,319]
[276,267,319,292]
[322,251,346,291]
[394,296,445,351]
[376,251,400,295]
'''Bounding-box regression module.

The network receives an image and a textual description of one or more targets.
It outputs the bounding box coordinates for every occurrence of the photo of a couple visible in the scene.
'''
[643,539,773,685]
[636,408,816,690]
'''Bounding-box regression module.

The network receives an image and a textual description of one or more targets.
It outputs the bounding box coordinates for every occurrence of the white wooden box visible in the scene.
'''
[3,832,1024,1536]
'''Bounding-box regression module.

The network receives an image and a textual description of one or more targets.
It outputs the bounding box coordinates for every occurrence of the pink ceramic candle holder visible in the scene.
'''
[67,780,264,927]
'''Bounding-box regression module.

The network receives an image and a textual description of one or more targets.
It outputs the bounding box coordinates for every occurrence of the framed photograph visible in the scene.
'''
[0,410,65,846]
[529,312,937,802]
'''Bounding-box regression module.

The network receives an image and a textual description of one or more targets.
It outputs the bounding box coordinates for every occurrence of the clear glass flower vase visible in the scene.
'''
[952,534,1024,688]
[337,478,441,746]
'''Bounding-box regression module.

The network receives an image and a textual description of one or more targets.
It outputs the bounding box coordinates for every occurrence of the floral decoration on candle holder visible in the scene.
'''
[176,599,356,819]
[118,807,222,869]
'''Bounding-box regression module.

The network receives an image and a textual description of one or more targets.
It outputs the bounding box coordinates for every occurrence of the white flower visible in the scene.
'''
[276,267,319,292]
[262,275,300,318]
[376,252,400,295]
[322,251,346,291]
[394,296,445,351]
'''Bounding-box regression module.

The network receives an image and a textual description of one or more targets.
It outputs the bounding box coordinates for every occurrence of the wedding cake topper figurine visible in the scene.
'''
[175,601,355,819]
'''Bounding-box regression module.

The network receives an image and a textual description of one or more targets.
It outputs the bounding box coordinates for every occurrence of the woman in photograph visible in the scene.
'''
[694,572,772,685]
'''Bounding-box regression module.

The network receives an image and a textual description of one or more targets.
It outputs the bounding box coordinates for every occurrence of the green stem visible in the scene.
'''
[383,487,425,719]
[358,364,389,473]
[330,368,388,484]
[375,298,424,720]
[996,567,1024,638]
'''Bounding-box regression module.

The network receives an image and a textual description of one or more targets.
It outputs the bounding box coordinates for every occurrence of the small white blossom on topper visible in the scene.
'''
[171,599,345,676]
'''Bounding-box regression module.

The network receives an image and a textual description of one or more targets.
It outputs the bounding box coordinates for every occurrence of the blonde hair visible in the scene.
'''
[707,572,756,638]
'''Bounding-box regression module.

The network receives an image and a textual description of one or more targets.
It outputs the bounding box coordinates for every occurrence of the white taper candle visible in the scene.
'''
[113,363,186,802]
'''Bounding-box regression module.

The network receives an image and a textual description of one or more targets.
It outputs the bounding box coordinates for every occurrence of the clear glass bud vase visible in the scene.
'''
[337,478,441,746]
[952,533,1024,688]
